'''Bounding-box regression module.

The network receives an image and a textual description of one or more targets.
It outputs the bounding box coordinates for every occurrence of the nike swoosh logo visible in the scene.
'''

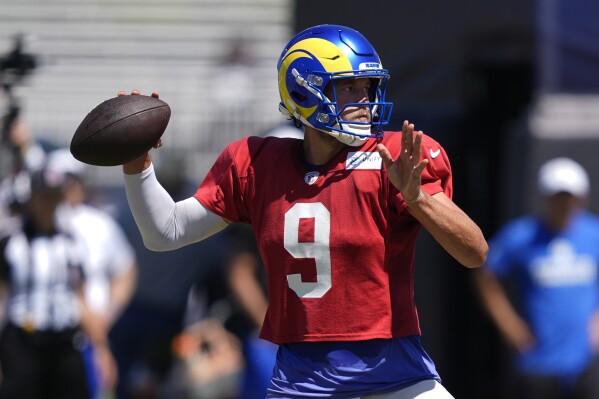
[430,149,441,159]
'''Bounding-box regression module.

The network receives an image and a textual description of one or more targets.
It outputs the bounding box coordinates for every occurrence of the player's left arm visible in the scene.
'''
[412,192,488,267]
[377,120,488,268]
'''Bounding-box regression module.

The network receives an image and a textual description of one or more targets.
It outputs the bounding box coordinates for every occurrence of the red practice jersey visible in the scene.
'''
[194,131,452,344]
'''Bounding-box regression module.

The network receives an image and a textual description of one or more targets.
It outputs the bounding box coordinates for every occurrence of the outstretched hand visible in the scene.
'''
[376,120,428,204]
[119,90,163,174]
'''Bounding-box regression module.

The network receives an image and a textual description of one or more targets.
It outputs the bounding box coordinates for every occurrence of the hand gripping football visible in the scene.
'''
[70,95,171,166]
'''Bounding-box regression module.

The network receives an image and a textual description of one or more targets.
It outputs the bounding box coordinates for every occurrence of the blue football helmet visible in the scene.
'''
[277,24,393,146]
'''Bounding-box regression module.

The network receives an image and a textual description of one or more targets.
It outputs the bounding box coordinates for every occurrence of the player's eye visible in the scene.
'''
[338,83,352,92]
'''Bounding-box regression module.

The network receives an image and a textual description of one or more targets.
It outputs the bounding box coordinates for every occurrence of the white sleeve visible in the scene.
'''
[123,164,229,252]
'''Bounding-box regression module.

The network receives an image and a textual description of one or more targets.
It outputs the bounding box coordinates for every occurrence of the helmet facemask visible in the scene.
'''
[319,73,392,146]
[279,68,392,146]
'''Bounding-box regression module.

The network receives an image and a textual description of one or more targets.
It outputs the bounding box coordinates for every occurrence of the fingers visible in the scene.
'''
[377,142,427,171]
[115,90,160,98]
[400,120,425,166]
[413,130,423,159]
[116,90,139,97]
[402,120,425,159]
[401,120,414,155]
[380,126,425,167]
[411,131,427,180]
[376,143,394,169]
[414,158,429,177]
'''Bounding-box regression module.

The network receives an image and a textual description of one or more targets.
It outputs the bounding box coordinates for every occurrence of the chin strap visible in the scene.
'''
[326,130,369,147]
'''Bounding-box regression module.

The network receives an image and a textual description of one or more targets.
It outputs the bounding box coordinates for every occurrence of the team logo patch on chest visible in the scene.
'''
[304,171,320,185]
[346,152,383,170]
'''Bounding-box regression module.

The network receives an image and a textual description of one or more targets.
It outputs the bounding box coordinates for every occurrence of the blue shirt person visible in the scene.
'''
[475,157,599,399]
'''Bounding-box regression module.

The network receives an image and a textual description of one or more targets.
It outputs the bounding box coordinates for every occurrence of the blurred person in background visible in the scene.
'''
[475,157,599,399]
[166,223,277,399]
[119,24,487,398]
[0,166,116,399]
[0,112,46,238]
[109,153,225,399]
[224,224,278,399]
[205,36,256,151]
[169,318,245,399]
[47,148,137,399]
[222,125,303,399]
[0,100,45,182]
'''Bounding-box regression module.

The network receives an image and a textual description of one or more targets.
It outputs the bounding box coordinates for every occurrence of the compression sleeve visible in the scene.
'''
[123,164,229,251]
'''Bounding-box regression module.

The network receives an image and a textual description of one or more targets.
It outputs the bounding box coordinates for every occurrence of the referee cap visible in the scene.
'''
[46,148,86,178]
[537,157,590,198]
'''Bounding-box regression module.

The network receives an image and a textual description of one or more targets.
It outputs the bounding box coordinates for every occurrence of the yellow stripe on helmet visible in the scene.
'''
[279,38,353,120]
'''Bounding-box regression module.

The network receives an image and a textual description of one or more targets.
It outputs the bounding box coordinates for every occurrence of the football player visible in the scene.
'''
[120,24,488,399]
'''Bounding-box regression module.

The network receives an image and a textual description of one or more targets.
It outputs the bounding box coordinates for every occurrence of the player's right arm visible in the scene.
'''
[119,90,229,251]
[123,162,228,252]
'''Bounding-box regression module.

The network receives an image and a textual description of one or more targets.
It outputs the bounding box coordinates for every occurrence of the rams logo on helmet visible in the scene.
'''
[277,25,393,146]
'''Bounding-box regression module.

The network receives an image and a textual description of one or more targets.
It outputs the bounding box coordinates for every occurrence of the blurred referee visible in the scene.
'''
[0,167,95,399]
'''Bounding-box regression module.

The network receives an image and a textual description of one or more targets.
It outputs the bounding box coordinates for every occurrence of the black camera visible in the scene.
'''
[0,34,38,180]
[0,34,37,87]
[1,33,37,131]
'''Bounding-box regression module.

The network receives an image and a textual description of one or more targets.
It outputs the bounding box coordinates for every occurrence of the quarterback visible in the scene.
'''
[121,25,488,398]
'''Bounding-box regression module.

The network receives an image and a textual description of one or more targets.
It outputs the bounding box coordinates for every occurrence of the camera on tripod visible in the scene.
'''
[0,34,38,180]
[1,34,37,87]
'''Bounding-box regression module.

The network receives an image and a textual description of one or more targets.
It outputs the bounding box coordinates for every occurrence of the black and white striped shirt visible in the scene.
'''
[0,223,85,331]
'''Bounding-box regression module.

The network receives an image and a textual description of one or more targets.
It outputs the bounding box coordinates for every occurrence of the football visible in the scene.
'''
[70,95,171,166]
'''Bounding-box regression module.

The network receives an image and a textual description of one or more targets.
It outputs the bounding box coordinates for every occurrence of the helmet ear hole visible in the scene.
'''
[291,91,307,103]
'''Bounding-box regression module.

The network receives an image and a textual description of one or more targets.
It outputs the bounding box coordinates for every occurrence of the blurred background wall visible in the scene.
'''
[0,0,293,185]
[1,0,598,398]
